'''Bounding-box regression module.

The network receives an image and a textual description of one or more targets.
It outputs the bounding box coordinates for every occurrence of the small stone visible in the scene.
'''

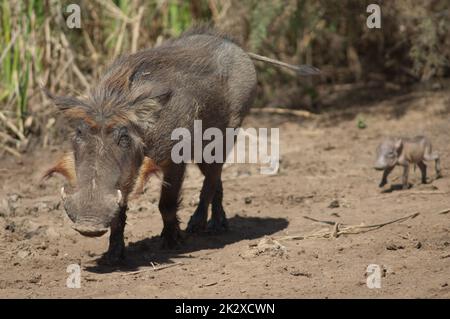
[289,270,312,278]
[189,198,199,207]
[17,250,30,259]
[36,242,48,250]
[85,276,99,282]
[244,197,252,205]
[5,222,16,232]
[415,241,422,249]
[45,227,60,239]
[328,199,340,208]
[386,243,404,251]
[28,274,42,284]
[8,194,21,203]
[36,202,50,213]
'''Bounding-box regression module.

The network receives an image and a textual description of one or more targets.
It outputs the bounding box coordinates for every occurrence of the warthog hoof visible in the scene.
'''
[98,247,125,266]
[161,223,182,249]
[206,217,228,234]
[186,211,207,233]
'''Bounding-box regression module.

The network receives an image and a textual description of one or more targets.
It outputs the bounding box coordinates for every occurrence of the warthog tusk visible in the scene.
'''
[60,186,67,201]
[117,189,122,205]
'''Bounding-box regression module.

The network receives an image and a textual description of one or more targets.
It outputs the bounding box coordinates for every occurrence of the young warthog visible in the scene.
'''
[44,28,320,263]
[374,135,442,190]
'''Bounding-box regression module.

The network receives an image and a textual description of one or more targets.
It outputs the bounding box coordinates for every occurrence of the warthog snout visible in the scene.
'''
[61,187,123,238]
[374,155,392,171]
[72,224,109,237]
[373,161,387,171]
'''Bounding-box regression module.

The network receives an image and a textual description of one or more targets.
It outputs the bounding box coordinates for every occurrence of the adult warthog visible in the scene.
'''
[44,27,319,264]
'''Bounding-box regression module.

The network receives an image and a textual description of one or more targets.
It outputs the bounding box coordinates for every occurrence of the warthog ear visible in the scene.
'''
[43,88,93,126]
[395,138,403,153]
[42,152,77,187]
[129,82,171,107]
[131,157,160,198]
[124,83,171,133]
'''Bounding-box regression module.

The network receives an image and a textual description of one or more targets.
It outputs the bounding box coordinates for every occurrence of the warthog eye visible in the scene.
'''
[118,133,131,148]
[74,127,83,143]
[114,127,131,149]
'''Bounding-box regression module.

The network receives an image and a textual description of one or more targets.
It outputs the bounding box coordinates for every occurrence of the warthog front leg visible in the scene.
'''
[100,205,127,265]
[417,161,427,184]
[379,166,394,188]
[159,162,185,249]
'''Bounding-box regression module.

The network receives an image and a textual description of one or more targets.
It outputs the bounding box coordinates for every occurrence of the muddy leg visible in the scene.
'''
[186,163,221,233]
[159,162,185,248]
[101,205,127,264]
[402,164,410,190]
[379,166,394,188]
[207,178,228,233]
[417,161,427,184]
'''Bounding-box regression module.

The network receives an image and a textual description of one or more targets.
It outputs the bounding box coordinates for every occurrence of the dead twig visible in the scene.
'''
[437,208,450,215]
[332,222,340,238]
[251,107,315,118]
[345,212,419,230]
[0,31,18,66]
[122,262,183,276]
[0,144,21,158]
[278,212,420,241]
[303,216,336,225]
[0,111,26,141]
[374,190,447,199]
[199,282,218,288]
[131,6,144,53]
[402,191,447,196]
[59,33,90,89]
[95,0,133,23]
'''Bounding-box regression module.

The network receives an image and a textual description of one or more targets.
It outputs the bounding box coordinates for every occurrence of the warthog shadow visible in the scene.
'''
[85,215,288,274]
[381,183,412,193]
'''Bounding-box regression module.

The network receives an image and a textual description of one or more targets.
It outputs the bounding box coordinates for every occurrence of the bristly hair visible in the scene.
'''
[58,63,165,134]
[178,23,239,45]
[53,25,232,131]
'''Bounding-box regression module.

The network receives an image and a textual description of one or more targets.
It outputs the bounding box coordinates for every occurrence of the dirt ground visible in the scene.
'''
[1,86,449,298]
